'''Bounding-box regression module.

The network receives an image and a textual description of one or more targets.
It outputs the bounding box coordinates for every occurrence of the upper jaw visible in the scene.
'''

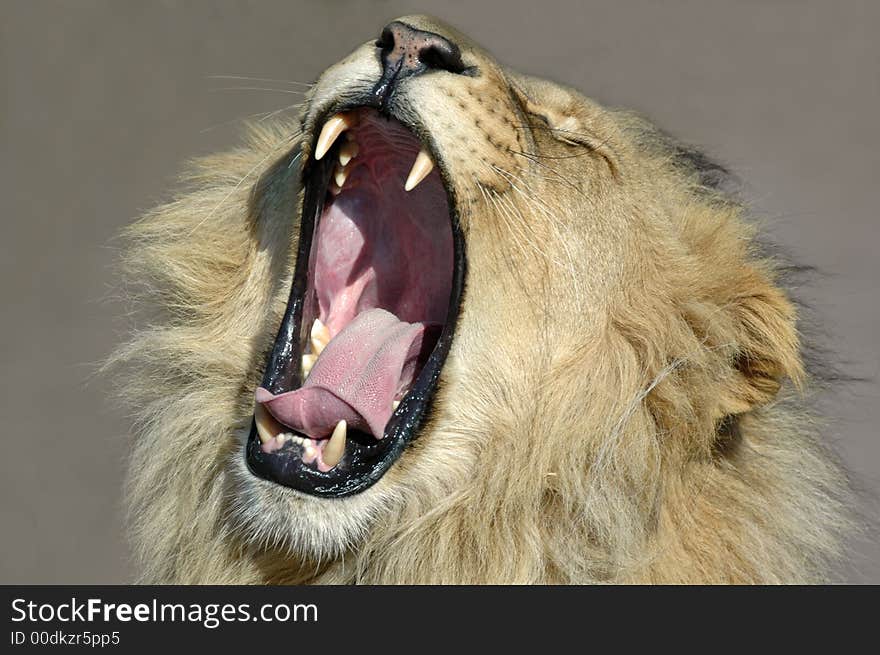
[303,94,446,186]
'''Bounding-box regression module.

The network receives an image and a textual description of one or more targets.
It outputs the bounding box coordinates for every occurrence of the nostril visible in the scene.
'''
[375,26,394,52]
[373,21,469,102]
[418,42,465,74]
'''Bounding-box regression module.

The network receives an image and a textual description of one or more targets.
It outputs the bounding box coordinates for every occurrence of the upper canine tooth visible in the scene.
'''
[323,420,347,468]
[404,148,434,191]
[314,113,357,160]
[338,141,359,166]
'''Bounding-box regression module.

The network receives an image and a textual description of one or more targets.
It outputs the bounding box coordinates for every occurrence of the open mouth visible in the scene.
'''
[246,107,465,497]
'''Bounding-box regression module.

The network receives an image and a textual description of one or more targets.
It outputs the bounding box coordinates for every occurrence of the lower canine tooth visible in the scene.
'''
[404,148,434,191]
[323,420,347,468]
[255,403,281,444]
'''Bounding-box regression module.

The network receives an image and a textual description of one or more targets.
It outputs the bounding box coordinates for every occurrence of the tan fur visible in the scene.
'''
[113,16,852,583]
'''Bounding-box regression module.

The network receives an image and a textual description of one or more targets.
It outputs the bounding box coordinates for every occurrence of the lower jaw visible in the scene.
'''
[245,419,402,497]
[245,108,466,498]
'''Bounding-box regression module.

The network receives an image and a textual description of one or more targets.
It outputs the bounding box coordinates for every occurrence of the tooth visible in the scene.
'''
[310,319,330,355]
[254,404,281,444]
[323,420,347,468]
[314,113,357,160]
[404,148,434,191]
[392,400,400,411]
[311,318,330,343]
[334,164,349,188]
[338,141,359,166]
[301,353,317,378]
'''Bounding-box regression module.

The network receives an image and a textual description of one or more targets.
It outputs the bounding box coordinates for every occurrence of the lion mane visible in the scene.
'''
[114,16,852,584]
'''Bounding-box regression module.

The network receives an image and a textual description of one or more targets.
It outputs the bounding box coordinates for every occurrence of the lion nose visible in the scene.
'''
[372,21,465,109]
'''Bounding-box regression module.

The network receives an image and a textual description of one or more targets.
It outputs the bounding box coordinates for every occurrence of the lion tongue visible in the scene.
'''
[256,308,426,439]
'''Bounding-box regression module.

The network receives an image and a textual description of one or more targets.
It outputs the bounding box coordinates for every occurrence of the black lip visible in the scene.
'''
[245,104,467,497]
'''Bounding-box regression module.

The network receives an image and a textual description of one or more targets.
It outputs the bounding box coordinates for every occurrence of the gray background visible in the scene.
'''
[1,0,877,583]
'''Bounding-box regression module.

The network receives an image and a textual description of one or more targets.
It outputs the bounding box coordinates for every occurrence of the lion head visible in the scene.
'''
[118,16,851,583]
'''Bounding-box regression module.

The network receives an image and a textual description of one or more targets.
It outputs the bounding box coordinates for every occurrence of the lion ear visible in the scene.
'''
[509,73,619,173]
[714,268,805,417]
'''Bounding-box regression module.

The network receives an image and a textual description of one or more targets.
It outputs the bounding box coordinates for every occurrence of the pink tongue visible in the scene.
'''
[256,308,426,439]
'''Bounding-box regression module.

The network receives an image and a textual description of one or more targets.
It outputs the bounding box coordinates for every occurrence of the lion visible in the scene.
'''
[115,15,853,583]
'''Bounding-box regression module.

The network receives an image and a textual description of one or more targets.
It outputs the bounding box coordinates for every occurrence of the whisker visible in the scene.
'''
[507,148,594,161]
[200,108,287,135]
[210,86,307,95]
[478,184,536,263]
[477,184,542,293]
[199,102,304,135]
[206,75,314,88]
[257,102,305,123]
[487,162,585,307]
[509,148,583,195]
[511,123,597,141]
[480,165,560,266]
[511,124,618,158]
